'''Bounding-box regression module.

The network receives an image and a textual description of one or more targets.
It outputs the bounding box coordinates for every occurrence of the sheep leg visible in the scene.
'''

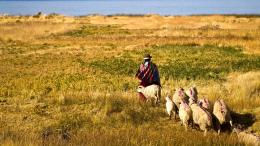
[156,98,159,105]
[153,97,158,106]
[188,119,192,128]
[156,97,160,104]
[216,121,221,135]
[180,121,183,126]
[147,98,153,106]
[204,129,207,136]
[174,104,179,114]
[217,128,221,135]
[174,106,178,120]
[155,97,160,106]
[146,98,150,103]
[230,120,233,127]
[173,111,176,120]
[184,122,188,131]
[191,120,195,129]
[200,124,207,136]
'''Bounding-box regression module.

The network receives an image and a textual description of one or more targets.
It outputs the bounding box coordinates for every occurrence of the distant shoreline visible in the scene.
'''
[1,13,260,17]
[2,0,260,17]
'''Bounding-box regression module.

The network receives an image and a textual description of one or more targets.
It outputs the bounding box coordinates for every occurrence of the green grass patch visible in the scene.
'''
[89,57,138,76]
[88,44,260,80]
[154,44,260,80]
[64,25,131,37]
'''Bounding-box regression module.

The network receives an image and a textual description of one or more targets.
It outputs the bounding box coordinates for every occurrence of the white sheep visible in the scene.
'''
[179,99,192,131]
[165,95,178,120]
[185,86,198,102]
[137,85,161,105]
[172,87,189,109]
[189,98,213,136]
[198,98,212,112]
[213,99,233,134]
[233,128,260,146]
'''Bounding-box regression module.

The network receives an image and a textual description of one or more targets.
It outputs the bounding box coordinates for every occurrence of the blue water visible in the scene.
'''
[0,0,260,16]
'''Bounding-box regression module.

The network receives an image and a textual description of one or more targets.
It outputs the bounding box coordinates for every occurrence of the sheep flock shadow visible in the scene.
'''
[231,111,256,129]
[211,111,256,133]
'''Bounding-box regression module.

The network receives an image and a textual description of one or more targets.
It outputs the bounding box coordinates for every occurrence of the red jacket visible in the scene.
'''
[135,61,161,87]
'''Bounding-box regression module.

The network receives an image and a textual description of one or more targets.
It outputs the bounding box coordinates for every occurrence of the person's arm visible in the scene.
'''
[135,68,140,78]
[153,65,161,86]
[135,64,142,79]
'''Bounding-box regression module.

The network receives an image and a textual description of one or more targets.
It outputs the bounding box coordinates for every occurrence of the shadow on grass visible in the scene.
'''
[211,111,256,133]
[231,111,256,129]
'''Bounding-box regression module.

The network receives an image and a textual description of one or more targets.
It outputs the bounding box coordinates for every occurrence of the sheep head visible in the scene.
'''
[199,98,210,110]
[165,95,171,102]
[137,86,144,93]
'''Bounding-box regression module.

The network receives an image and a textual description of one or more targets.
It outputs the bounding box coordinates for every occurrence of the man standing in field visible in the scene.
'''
[135,54,161,101]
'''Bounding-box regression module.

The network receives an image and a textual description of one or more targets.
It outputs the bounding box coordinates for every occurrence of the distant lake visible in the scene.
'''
[0,0,260,16]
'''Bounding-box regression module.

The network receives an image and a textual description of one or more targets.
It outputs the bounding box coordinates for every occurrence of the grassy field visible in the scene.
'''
[0,14,260,145]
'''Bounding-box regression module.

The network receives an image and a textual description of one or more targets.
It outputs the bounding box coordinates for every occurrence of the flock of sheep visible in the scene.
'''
[138,85,232,136]
[170,87,233,135]
[137,84,260,145]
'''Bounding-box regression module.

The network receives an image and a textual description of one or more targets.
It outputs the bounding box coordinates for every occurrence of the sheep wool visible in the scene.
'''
[179,100,192,131]
[137,85,161,105]
[213,99,233,133]
[198,98,212,112]
[189,98,212,136]
[165,95,177,119]
[185,86,198,102]
[172,88,189,109]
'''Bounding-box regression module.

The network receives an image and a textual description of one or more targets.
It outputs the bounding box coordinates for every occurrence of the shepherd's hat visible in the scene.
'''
[143,54,152,60]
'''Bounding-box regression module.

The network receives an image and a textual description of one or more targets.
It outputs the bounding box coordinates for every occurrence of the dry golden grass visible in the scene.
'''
[88,15,260,54]
[0,14,259,145]
[0,22,78,42]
